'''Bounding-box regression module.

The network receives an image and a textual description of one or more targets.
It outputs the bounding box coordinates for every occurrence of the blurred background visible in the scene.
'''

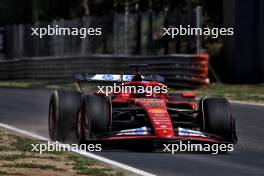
[0,0,263,87]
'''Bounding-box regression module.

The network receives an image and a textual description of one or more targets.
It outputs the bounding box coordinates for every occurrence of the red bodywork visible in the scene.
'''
[91,80,221,143]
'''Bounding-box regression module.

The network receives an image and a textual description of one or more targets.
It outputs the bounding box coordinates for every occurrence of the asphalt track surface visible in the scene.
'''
[0,88,264,176]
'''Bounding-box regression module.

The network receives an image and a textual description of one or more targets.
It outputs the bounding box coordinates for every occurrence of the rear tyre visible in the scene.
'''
[201,98,237,142]
[49,90,81,142]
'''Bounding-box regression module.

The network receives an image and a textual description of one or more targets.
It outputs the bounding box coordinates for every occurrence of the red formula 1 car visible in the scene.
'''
[48,65,237,150]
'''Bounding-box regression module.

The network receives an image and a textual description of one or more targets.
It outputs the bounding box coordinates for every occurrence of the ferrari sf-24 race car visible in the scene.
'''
[48,66,237,150]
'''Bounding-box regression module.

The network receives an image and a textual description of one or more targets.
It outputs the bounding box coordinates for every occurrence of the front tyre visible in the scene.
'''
[79,95,111,142]
[201,98,237,143]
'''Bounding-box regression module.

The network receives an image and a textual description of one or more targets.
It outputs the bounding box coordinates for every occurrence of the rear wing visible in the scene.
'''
[75,73,165,83]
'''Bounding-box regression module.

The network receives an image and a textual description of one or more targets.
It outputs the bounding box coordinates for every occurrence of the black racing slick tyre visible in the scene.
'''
[49,90,81,142]
[201,98,237,142]
[85,95,111,136]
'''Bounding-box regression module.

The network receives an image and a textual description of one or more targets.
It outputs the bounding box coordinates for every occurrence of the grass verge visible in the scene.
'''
[194,83,264,104]
[0,130,127,176]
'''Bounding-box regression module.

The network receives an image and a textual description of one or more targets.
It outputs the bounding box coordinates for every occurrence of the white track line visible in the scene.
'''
[0,123,49,141]
[73,149,156,176]
[0,123,156,176]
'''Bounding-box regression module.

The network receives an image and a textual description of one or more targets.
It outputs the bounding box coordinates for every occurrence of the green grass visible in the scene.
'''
[68,153,96,165]
[0,154,22,161]
[0,81,43,88]
[68,153,124,176]
[0,170,24,175]
[11,136,38,152]
[77,168,124,176]
[0,146,8,151]
[0,154,59,161]
[0,130,126,176]
[195,83,264,103]
[2,163,65,171]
